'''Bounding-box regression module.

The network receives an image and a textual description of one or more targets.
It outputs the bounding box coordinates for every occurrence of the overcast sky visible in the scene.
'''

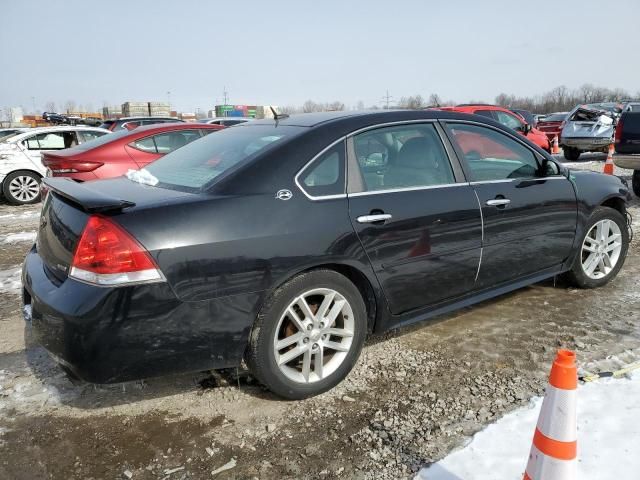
[1,0,638,113]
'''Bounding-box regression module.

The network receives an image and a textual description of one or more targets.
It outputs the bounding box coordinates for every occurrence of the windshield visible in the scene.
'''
[144,124,302,191]
[542,113,567,122]
[0,131,21,142]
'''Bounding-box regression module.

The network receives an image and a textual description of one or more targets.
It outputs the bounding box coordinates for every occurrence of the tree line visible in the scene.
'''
[279,84,638,115]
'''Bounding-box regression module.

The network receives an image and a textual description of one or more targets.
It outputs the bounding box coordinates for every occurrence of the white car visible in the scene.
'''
[0,126,109,205]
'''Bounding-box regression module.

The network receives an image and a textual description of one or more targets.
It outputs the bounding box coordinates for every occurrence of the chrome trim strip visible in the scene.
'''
[294,136,348,201]
[475,247,483,283]
[348,182,466,198]
[472,189,484,283]
[470,176,566,186]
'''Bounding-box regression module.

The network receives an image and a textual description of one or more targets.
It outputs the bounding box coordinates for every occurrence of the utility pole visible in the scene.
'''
[222,87,229,116]
[31,96,36,114]
[167,91,171,112]
[380,90,394,109]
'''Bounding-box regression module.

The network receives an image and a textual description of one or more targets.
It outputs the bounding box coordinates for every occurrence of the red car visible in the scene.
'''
[536,112,569,142]
[43,123,223,182]
[436,105,551,152]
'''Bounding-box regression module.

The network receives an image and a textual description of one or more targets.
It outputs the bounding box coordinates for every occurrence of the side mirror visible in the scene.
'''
[523,123,532,134]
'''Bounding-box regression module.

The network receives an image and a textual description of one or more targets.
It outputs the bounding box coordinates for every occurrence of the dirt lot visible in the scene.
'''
[1,158,639,480]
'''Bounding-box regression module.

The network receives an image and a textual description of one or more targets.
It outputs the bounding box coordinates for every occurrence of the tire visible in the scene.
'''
[633,170,640,197]
[246,269,367,399]
[2,171,41,205]
[563,147,581,161]
[564,206,629,289]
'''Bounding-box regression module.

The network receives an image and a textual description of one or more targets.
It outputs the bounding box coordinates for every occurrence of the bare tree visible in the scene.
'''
[355,100,365,111]
[427,93,442,107]
[44,101,56,113]
[64,100,77,113]
[398,95,425,109]
[303,100,318,113]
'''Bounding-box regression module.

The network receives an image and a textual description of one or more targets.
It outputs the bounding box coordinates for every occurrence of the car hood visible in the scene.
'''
[562,108,615,139]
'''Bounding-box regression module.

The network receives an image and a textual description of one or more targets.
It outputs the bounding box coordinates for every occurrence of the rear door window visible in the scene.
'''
[494,111,524,131]
[352,123,455,191]
[25,131,77,150]
[153,130,202,154]
[77,130,108,144]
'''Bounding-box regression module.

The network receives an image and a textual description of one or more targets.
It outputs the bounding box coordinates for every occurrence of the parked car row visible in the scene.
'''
[0,120,225,205]
[23,109,632,399]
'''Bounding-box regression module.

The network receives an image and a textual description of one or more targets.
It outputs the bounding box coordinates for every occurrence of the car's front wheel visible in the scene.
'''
[563,147,581,161]
[246,269,367,399]
[2,171,41,205]
[565,206,629,288]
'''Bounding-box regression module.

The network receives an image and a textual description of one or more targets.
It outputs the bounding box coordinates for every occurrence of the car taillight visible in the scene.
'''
[70,215,163,286]
[615,118,623,144]
[44,159,103,174]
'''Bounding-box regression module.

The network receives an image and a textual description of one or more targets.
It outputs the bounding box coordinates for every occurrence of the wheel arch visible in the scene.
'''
[266,262,382,334]
[600,195,627,216]
[2,168,44,185]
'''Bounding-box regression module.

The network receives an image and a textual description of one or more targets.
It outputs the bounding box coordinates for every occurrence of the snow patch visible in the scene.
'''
[417,370,640,480]
[0,210,40,220]
[0,231,36,244]
[0,266,22,294]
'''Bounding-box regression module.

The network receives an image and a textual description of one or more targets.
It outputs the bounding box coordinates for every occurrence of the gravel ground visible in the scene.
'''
[1,157,639,480]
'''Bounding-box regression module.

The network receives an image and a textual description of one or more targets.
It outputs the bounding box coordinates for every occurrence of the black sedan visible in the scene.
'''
[23,110,631,399]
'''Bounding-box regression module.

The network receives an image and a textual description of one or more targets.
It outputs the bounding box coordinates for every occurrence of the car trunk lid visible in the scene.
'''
[37,177,195,281]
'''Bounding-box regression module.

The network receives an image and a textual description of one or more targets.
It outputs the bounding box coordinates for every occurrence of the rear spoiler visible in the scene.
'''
[43,178,136,213]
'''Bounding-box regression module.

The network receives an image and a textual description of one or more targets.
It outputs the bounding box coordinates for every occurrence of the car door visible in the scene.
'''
[442,121,577,287]
[346,122,483,315]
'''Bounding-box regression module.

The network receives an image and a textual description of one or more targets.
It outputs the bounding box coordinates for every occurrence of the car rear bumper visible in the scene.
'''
[22,246,261,383]
[561,136,612,149]
[613,153,640,170]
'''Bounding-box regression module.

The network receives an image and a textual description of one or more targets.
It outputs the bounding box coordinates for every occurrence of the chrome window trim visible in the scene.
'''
[294,137,348,201]
[348,182,466,198]
[469,176,567,186]
[345,118,438,137]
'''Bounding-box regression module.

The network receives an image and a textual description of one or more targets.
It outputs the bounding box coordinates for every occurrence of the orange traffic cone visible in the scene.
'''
[523,350,577,480]
[603,143,615,175]
[552,135,560,154]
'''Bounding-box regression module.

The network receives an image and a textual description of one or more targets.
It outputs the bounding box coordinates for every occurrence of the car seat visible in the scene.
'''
[383,136,450,188]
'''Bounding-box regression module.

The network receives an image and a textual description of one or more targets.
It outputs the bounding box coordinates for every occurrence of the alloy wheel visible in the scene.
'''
[273,288,355,383]
[581,219,623,280]
[9,175,40,203]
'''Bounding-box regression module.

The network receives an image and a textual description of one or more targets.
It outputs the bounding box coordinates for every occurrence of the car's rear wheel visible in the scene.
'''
[565,207,629,288]
[246,270,367,399]
[3,171,41,205]
[563,147,581,161]
[632,170,640,197]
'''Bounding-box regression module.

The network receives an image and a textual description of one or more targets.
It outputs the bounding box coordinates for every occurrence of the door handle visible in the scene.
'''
[486,199,511,207]
[357,214,392,224]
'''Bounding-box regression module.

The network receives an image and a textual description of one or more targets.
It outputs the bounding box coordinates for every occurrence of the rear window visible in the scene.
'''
[98,121,115,130]
[143,125,302,191]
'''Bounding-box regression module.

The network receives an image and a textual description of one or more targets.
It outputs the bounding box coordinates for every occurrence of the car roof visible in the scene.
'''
[7,125,110,141]
[439,105,512,113]
[240,109,527,136]
[116,116,181,121]
[122,122,221,134]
